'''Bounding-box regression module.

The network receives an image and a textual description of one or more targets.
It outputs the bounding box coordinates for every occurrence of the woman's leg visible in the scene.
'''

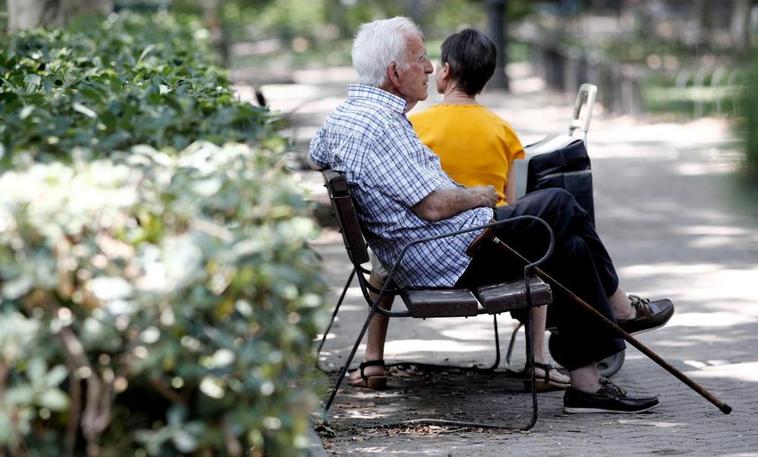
[531,304,569,384]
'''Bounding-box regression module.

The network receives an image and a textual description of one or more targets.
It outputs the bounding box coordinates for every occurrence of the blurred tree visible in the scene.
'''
[6,0,113,31]
[739,50,758,178]
[692,0,714,49]
[405,0,432,30]
[324,0,350,37]
[486,0,509,90]
[199,0,231,65]
[731,0,756,56]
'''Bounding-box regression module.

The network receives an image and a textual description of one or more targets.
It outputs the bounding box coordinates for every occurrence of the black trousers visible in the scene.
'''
[456,188,625,370]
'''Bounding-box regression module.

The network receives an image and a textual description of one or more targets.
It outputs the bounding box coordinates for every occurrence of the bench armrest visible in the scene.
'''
[376,216,554,304]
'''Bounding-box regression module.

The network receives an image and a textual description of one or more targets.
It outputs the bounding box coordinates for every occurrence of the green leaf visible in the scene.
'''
[45,365,68,387]
[73,102,97,119]
[27,358,46,384]
[6,386,34,405]
[137,44,156,65]
[0,412,13,442]
[24,74,41,91]
[38,389,69,411]
[19,105,35,119]
[78,85,105,103]
[172,430,198,453]
[167,405,187,425]
[2,275,33,300]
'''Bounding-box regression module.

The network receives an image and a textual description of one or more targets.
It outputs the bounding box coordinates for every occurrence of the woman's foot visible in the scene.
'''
[347,359,387,390]
[534,362,570,391]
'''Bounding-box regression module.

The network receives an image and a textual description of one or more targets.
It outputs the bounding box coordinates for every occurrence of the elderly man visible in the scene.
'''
[309,17,673,413]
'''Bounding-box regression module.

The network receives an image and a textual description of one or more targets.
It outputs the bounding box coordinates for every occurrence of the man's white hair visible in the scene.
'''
[352,17,423,87]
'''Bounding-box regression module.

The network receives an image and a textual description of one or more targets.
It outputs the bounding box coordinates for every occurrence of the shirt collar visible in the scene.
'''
[347,84,408,114]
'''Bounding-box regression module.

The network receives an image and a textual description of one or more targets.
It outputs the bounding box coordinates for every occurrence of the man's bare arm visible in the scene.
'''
[411,186,498,222]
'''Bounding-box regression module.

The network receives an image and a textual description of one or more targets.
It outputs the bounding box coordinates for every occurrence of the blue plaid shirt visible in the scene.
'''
[309,84,493,287]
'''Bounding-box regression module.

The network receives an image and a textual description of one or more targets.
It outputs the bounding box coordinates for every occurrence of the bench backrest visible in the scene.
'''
[322,169,370,266]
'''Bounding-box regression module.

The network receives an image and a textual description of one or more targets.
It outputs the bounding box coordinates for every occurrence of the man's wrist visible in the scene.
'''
[476,188,490,208]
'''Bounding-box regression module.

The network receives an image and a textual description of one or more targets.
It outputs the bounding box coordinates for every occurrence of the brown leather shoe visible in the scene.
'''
[617,295,675,335]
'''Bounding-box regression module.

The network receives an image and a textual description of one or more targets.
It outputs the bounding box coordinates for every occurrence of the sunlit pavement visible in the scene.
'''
[237,63,758,456]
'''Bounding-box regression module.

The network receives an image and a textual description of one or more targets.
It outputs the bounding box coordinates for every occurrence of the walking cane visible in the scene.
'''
[489,236,732,415]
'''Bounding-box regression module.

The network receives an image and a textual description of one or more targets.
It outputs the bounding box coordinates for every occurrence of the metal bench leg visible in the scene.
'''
[316,267,355,372]
[488,315,501,370]
[522,307,538,431]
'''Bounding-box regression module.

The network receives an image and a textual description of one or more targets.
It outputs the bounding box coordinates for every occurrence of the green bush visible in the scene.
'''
[215,0,490,49]
[0,11,327,457]
[736,52,758,179]
[0,12,276,164]
[0,141,327,456]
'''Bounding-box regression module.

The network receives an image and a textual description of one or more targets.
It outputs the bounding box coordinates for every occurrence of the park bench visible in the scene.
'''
[317,168,556,430]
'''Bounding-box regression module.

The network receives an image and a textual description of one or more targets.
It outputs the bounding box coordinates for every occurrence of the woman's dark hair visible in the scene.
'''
[440,28,497,96]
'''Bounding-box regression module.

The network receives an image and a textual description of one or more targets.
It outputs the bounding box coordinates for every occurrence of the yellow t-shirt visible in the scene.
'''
[410,104,525,206]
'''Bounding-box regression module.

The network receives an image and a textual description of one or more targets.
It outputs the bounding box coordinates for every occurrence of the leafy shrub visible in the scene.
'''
[0,141,327,456]
[212,0,489,48]
[736,52,758,179]
[0,12,276,164]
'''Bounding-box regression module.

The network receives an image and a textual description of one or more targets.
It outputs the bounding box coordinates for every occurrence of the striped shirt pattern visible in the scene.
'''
[309,84,493,287]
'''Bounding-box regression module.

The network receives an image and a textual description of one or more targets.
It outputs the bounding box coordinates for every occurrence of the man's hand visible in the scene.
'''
[412,186,497,222]
[470,185,499,208]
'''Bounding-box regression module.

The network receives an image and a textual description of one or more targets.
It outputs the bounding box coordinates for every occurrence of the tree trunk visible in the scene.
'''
[405,0,431,30]
[199,0,230,67]
[730,0,753,56]
[692,0,713,49]
[7,0,113,32]
[7,0,65,31]
[486,0,509,91]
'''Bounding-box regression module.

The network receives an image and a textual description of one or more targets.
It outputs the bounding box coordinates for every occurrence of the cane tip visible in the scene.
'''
[720,404,732,415]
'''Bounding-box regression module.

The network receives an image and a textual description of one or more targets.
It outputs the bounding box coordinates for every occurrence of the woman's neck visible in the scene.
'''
[441,87,478,105]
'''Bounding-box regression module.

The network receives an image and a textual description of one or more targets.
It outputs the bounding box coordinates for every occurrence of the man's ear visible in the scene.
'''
[387,62,401,86]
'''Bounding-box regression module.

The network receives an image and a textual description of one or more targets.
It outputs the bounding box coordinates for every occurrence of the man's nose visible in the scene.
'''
[424,60,434,74]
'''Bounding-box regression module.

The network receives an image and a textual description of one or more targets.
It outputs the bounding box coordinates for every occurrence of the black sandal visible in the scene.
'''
[347,359,387,390]
[532,362,570,391]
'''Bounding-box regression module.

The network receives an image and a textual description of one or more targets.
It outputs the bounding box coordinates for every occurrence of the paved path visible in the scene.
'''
[236,63,758,456]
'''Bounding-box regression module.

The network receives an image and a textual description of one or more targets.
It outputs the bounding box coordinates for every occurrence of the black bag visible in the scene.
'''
[524,137,595,224]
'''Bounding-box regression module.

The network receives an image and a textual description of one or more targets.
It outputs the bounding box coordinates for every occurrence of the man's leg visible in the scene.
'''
[458,229,623,377]
[348,269,393,383]
[609,287,634,319]
[500,188,673,334]
[539,234,626,370]
[522,234,658,412]
[570,364,603,392]
[463,190,660,412]
[460,235,658,413]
